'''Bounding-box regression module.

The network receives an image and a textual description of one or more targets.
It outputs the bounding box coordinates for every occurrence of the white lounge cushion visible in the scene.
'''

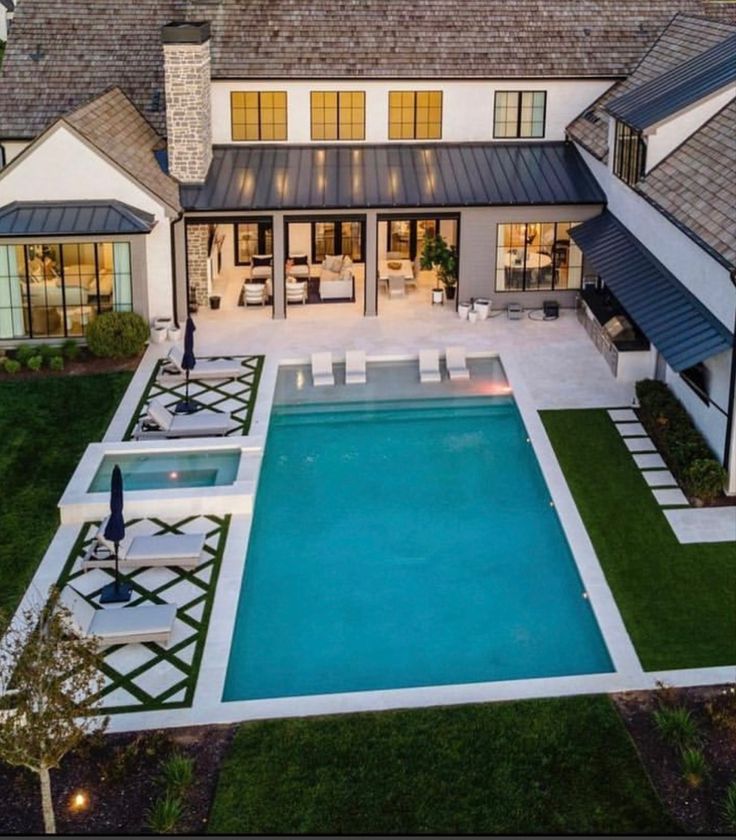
[419,349,441,383]
[446,346,470,380]
[311,351,334,387]
[92,521,204,564]
[163,346,243,380]
[148,399,174,431]
[58,587,97,635]
[345,349,366,384]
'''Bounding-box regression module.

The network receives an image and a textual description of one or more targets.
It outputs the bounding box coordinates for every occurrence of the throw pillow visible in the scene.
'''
[290,254,309,266]
[252,255,272,267]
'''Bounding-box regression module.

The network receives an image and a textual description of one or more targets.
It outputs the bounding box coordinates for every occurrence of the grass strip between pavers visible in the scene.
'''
[208,697,676,835]
[541,408,736,671]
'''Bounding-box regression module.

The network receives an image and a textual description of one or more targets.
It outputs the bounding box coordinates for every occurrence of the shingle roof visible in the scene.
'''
[1,1,735,139]
[0,200,156,236]
[63,88,181,212]
[571,211,733,370]
[568,14,736,160]
[605,33,736,131]
[637,98,736,269]
[181,142,605,212]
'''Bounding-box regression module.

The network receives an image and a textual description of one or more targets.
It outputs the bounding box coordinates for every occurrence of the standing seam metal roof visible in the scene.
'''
[0,201,156,236]
[181,142,605,211]
[605,33,736,129]
[570,211,732,371]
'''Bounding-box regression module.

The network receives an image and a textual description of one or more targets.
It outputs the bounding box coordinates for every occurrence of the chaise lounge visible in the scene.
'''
[311,351,335,386]
[446,346,470,380]
[59,587,178,647]
[133,398,235,439]
[419,348,441,383]
[345,349,367,384]
[159,346,244,380]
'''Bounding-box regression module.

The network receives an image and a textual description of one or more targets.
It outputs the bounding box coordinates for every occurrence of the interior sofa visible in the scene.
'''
[318,255,354,301]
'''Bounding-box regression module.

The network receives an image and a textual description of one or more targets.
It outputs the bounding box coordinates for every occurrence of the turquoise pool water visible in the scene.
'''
[89,450,240,492]
[223,397,612,701]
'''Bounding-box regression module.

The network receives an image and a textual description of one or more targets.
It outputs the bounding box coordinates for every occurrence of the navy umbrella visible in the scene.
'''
[99,464,131,603]
[177,316,198,413]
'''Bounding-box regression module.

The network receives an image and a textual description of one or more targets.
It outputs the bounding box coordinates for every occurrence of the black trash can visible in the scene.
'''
[209,295,221,310]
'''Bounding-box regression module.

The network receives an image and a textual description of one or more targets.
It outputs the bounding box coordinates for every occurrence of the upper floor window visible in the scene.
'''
[494,91,546,138]
[495,222,583,292]
[613,121,646,186]
[388,91,442,140]
[311,92,365,141]
[231,91,287,141]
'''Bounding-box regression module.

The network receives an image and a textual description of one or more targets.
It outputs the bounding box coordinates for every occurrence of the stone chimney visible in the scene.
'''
[162,21,213,184]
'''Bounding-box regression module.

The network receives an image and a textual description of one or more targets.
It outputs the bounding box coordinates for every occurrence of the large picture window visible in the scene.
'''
[388,91,442,140]
[235,222,273,265]
[495,222,583,292]
[0,241,132,339]
[494,91,546,138]
[313,221,364,263]
[311,91,365,141]
[231,91,287,141]
[613,121,647,185]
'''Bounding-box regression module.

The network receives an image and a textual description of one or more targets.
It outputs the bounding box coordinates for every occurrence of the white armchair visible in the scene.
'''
[285,279,308,304]
[287,254,310,281]
[244,283,267,306]
[249,254,273,282]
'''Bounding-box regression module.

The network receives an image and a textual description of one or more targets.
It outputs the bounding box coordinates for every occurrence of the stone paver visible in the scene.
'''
[652,487,689,506]
[624,436,656,452]
[608,409,637,422]
[665,508,736,543]
[642,469,677,488]
[633,453,666,469]
[615,422,647,437]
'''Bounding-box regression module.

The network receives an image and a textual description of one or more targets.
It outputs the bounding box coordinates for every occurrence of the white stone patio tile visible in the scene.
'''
[101,687,140,708]
[665,508,736,544]
[652,487,689,506]
[163,578,203,607]
[104,643,158,675]
[615,422,647,437]
[133,660,186,698]
[194,565,213,585]
[68,571,109,595]
[642,470,677,488]
[608,409,637,422]
[184,600,205,623]
[168,689,187,703]
[133,567,179,590]
[624,436,656,452]
[168,619,199,648]
[632,453,666,469]
[174,640,197,666]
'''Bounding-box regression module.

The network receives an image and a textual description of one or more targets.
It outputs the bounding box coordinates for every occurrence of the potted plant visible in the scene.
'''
[420,233,458,301]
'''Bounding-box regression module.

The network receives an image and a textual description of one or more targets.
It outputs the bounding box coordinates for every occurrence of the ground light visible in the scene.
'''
[69,790,89,813]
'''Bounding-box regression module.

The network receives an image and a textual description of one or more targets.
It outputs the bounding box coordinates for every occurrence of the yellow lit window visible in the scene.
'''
[231,91,287,141]
[311,91,365,140]
[388,91,442,140]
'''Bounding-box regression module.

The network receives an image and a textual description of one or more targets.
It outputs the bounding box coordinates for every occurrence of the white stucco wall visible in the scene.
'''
[645,85,736,172]
[0,6,8,42]
[577,144,736,332]
[211,78,614,145]
[1,140,30,166]
[0,125,176,321]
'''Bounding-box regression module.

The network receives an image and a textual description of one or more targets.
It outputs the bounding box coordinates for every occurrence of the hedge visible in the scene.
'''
[86,311,149,358]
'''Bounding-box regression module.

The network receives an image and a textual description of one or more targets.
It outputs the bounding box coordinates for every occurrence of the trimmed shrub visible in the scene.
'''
[14,344,38,366]
[685,459,726,503]
[2,358,21,375]
[49,355,64,372]
[86,311,149,358]
[39,344,61,363]
[681,747,708,788]
[146,792,183,834]
[62,339,82,360]
[653,706,699,750]
[160,752,194,792]
[26,354,43,372]
[635,379,723,502]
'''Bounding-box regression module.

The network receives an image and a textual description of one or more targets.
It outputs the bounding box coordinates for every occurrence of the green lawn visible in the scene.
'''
[0,373,132,621]
[208,697,675,834]
[542,409,736,670]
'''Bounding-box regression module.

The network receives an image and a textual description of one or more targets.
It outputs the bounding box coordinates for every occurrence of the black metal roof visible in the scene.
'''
[606,33,736,130]
[181,142,605,212]
[571,212,733,371]
[0,200,156,237]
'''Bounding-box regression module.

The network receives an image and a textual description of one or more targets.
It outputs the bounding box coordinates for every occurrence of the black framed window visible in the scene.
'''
[387,218,441,260]
[231,91,287,141]
[388,91,442,140]
[494,91,546,138]
[681,363,710,404]
[235,222,273,265]
[313,220,364,263]
[495,222,584,292]
[311,91,365,141]
[613,121,647,186]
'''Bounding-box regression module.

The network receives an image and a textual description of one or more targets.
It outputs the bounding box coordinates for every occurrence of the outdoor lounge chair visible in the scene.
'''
[133,399,234,439]
[58,586,178,647]
[345,349,367,384]
[160,346,243,380]
[419,348,441,383]
[446,346,470,381]
[311,351,335,387]
[82,518,206,571]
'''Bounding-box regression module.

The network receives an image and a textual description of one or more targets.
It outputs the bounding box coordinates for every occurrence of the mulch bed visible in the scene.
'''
[0,726,235,835]
[614,683,736,834]
[0,353,141,381]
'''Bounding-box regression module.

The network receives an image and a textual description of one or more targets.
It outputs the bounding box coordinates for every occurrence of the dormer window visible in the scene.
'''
[613,121,647,186]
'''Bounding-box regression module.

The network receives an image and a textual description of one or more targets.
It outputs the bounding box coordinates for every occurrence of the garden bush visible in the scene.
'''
[14,344,37,366]
[86,311,149,358]
[26,355,43,372]
[39,344,61,364]
[2,358,21,375]
[62,339,82,360]
[49,355,64,372]
[635,379,724,500]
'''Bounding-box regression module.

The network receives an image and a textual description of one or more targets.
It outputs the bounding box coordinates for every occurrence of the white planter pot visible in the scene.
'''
[474,300,490,320]
[167,327,182,342]
[468,310,479,323]
[431,288,444,305]
[457,302,471,320]
[150,327,167,344]
[152,316,172,330]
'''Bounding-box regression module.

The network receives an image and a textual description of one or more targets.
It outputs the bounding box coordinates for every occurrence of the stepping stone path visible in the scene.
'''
[607,408,689,509]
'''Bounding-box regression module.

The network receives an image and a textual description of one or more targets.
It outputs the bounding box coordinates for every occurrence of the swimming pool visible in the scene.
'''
[223,396,612,701]
[89,450,241,492]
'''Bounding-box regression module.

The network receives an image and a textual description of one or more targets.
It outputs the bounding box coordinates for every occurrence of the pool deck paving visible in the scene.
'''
[5,303,734,732]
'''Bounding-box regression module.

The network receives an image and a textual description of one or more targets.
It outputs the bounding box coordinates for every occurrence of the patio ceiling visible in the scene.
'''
[181,142,605,212]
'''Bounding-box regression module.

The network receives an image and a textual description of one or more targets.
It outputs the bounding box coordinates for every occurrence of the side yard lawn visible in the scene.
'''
[542,408,736,670]
[208,697,675,835]
[0,373,132,622]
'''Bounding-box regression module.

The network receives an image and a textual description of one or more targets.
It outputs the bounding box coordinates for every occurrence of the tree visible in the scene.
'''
[419,232,458,292]
[0,588,108,833]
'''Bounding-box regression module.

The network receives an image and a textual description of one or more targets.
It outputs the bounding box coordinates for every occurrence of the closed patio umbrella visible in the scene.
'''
[176,316,198,414]
[99,464,131,603]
